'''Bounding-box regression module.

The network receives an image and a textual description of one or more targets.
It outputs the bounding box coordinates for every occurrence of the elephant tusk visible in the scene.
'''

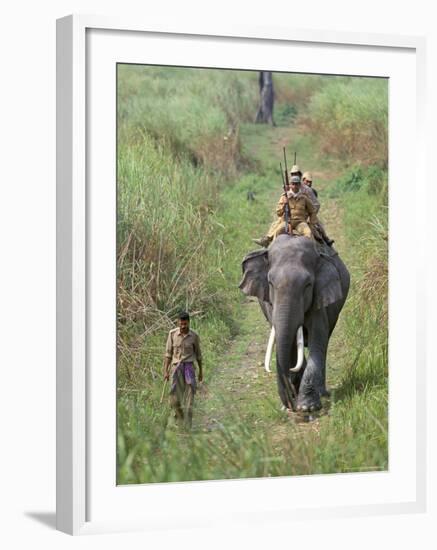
[290,326,304,372]
[264,326,275,373]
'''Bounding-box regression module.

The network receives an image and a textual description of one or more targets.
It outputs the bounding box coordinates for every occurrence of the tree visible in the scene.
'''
[255,71,275,125]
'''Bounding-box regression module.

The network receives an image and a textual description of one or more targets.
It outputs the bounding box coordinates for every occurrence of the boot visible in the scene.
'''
[317,223,335,246]
[252,235,272,248]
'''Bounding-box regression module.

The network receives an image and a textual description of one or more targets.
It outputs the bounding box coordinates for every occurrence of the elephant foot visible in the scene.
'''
[297,403,322,413]
[297,392,322,413]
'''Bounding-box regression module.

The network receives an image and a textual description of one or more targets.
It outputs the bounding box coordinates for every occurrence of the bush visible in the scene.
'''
[274,103,298,126]
[327,165,387,198]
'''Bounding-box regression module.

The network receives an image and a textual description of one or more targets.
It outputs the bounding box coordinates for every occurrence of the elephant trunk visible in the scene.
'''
[274,301,304,374]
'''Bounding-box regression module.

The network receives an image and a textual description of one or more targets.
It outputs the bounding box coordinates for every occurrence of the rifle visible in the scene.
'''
[283,147,290,187]
[280,159,290,235]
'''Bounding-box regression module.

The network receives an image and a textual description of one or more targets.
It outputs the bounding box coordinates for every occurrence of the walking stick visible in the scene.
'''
[160,361,180,404]
[160,358,172,404]
[159,379,168,404]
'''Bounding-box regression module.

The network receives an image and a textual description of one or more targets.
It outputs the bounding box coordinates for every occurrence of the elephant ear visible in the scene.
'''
[314,255,343,309]
[239,249,269,302]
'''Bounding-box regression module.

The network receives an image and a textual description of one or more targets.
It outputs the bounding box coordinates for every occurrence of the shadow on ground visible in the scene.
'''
[24,511,56,530]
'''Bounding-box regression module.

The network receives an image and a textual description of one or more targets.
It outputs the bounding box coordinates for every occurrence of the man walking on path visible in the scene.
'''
[163,311,203,429]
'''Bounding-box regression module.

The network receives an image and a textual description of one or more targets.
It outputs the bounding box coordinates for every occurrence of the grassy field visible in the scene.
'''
[116,66,388,484]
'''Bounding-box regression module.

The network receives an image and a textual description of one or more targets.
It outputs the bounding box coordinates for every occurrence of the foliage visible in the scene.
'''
[274,103,298,126]
[326,164,388,199]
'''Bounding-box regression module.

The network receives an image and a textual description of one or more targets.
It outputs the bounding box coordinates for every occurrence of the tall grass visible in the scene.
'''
[301,77,388,168]
[326,165,388,463]
[117,67,261,389]
[118,65,258,176]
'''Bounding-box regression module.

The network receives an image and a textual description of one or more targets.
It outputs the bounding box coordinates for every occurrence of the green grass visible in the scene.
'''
[116,66,388,484]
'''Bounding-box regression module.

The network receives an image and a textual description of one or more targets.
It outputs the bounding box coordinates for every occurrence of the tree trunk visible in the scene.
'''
[255,71,275,125]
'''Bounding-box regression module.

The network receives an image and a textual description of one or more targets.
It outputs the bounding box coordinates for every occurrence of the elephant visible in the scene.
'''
[239,235,350,412]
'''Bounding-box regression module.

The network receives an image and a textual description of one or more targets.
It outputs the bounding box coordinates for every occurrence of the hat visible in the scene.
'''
[302,171,312,181]
[290,175,301,184]
[290,164,302,175]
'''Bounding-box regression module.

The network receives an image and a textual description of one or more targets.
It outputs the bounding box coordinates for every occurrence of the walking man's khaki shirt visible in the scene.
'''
[165,328,202,365]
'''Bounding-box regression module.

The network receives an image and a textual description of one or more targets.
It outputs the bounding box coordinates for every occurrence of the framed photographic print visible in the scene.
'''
[56,15,427,535]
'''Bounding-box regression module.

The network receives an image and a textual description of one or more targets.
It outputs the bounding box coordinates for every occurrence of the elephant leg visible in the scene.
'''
[319,344,330,397]
[292,356,306,394]
[297,311,329,411]
[297,356,324,411]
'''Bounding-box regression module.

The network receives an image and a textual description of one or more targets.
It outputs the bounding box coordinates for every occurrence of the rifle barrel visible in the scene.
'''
[280,160,290,235]
[283,148,289,186]
[280,162,285,188]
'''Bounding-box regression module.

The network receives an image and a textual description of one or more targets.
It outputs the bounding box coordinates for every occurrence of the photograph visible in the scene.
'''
[116,64,388,485]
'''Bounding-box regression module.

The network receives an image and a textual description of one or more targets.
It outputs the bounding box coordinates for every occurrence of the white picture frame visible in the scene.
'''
[56,14,427,536]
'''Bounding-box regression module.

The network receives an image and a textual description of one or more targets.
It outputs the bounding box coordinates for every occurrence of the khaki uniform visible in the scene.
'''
[268,191,318,240]
[301,183,333,244]
[165,327,202,428]
[165,328,202,365]
[301,184,320,213]
[267,186,319,239]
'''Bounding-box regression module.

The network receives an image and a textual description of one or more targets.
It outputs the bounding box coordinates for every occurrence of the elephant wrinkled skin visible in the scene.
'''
[239,235,350,412]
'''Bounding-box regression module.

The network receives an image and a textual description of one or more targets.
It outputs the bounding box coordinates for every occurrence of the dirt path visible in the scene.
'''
[194,296,272,432]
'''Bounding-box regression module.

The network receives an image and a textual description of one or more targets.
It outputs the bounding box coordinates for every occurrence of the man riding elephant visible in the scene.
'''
[253,175,319,247]
[253,166,333,247]
[302,171,334,246]
[302,171,318,198]
[291,165,320,209]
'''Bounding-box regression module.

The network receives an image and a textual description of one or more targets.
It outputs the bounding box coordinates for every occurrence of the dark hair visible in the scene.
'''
[178,311,190,321]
